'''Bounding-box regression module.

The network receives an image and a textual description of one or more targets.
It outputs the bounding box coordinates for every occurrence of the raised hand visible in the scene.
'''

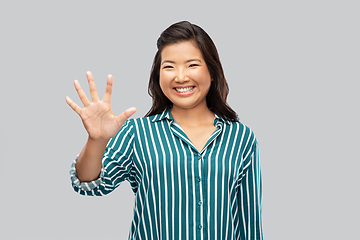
[65,71,136,142]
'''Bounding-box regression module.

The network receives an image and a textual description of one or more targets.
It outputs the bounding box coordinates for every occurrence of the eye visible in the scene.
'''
[163,65,174,69]
[189,64,199,68]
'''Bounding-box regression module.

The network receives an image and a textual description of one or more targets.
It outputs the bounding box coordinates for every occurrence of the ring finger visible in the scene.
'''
[74,80,91,107]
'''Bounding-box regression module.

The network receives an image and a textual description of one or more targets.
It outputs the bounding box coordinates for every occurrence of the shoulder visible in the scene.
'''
[228,121,257,142]
[227,121,259,157]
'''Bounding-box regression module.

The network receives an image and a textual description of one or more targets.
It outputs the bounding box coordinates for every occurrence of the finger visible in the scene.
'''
[86,71,100,102]
[103,74,113,104]
[65,96,82,115]
[74,80,91,107]
[116,107,137,126]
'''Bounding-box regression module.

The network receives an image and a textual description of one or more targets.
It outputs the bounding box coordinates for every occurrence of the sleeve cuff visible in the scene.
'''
[69,156,105,192]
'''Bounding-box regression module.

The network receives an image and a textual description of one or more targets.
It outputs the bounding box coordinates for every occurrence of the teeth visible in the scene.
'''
[175,87,194,93]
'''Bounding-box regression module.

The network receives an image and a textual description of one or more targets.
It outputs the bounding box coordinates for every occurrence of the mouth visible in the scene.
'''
[174,86,195,93]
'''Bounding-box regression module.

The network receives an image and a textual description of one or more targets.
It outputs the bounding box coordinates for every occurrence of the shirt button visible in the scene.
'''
[197,177,202,182]
[198,155,201,160]
[198,201,203,206]
[198,224,203,229]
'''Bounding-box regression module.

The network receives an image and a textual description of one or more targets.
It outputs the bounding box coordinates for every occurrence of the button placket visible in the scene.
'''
[197,154,203,207]
[197,153,205,234]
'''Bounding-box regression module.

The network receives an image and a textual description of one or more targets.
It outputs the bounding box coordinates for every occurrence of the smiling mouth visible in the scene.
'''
[174,86,195,93]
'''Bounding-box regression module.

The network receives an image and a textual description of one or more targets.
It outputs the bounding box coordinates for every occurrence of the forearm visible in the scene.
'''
[76,137,108,182]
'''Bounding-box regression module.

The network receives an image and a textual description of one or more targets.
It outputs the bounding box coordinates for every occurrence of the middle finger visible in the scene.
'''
[86,71,100,102]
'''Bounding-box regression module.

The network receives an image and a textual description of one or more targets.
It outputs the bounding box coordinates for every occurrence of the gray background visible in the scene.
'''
[0,0,359,239]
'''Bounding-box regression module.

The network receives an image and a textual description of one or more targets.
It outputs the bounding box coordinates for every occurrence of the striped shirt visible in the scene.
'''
[70,107,263,240]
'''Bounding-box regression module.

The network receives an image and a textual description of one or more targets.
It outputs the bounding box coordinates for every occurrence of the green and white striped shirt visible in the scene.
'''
[70,107,263,240]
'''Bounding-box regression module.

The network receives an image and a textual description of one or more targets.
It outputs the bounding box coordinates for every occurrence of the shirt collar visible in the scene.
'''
[151,107,174,122]
[213,113,231,126]
[152,107,231,125]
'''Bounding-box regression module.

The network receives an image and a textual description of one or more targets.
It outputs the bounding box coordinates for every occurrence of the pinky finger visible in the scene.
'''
[65,96,82,115]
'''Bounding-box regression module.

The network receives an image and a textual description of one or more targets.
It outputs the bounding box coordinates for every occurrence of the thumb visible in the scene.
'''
[116,107,137,126]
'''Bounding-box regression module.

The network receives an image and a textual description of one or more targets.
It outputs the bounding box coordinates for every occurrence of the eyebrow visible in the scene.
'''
[161,58,202,65]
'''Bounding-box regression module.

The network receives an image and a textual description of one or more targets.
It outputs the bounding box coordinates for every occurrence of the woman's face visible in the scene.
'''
[159,41,212,111]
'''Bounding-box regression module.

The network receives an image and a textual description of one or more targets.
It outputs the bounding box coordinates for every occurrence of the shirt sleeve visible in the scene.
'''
[237,136,263,239]
[69,119,135,196]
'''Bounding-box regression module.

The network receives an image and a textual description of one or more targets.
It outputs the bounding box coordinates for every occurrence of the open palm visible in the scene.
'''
[66,72,136,142]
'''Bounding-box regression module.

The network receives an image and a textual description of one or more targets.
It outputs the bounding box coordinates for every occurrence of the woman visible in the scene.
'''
[66,21,263,240]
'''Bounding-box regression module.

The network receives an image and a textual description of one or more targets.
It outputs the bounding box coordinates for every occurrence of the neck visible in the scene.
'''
[170,102,214,127]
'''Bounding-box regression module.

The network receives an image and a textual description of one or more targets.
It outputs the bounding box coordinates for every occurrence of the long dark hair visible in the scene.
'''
[145,21,239,122]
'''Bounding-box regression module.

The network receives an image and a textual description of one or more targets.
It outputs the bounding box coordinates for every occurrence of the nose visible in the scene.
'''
[174,69,190,83]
